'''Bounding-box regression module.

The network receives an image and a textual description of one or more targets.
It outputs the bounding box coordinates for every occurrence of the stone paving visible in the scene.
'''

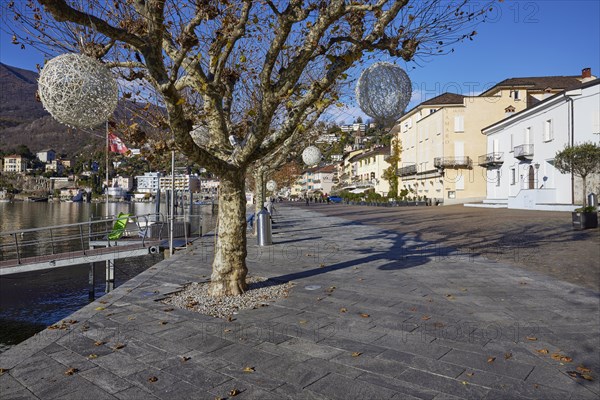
[1,205,599,399]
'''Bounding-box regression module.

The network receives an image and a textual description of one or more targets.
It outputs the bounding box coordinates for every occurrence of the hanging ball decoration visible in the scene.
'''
[355,62,412,125]
[38,53,119,128]
[302,146,321,166]
[266,180,277,192]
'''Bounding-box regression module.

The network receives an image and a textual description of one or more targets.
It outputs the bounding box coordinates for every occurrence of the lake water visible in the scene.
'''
[0,201,216,353]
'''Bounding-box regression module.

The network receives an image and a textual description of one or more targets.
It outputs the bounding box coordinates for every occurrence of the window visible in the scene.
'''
[496,170,501,187]
[512,90,520,100]
[454,115,464,132]
[525,127,532,144]
[510,168,516,185]
[544,119,553,141]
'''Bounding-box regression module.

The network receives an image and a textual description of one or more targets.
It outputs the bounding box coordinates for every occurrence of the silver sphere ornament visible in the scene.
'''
[266,180,277,192]
[38,53,119,128]
[356,62,412,125]
[302,146,321,166]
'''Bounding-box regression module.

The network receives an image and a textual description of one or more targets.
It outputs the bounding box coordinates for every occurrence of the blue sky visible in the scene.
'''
[1,0,598,124]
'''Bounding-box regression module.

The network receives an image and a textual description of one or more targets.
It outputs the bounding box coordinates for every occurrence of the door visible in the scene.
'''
[528,165,535,189]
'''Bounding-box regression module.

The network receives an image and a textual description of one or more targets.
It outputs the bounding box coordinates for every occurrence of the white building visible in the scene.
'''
[200,179,220,197]
[347,146,391,196]
[481,78,599,210]
[36,149,56,163]
[315,134,340,144]
[136,172,161,194]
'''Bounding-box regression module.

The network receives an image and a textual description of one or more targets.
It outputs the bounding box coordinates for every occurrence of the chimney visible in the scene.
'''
[582,68,591,79]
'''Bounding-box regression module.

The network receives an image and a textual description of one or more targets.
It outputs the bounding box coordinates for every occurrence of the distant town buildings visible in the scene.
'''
[2,154,26,173]
[36,149,56,163]
[135,172,161,194]
[159,174,201,193]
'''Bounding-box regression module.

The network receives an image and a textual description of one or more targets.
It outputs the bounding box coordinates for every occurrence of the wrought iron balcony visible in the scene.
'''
[514,144,534,160]
[397,164,417,176]
[434,156,472,169]
[478,152,504,167]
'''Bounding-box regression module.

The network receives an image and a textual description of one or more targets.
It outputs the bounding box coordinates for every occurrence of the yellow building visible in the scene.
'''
[395,73,586,204]
[3,154,26,173]
[349,146,391,196]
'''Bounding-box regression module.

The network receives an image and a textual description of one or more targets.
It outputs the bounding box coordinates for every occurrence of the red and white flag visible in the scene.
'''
[108,132,130,155]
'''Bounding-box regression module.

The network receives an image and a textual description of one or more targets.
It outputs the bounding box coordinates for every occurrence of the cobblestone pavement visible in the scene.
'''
[296,203,600,291]
[1,206,598,399]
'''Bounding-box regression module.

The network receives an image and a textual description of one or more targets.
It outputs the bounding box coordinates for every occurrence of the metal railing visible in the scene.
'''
[434,156,472,168]
[398,164,417,176]
[0,214,156,264]
[478,152,504,167]
[514,144,534,159]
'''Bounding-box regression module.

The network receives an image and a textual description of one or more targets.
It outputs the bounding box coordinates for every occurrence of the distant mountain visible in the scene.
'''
[0,63,103,156]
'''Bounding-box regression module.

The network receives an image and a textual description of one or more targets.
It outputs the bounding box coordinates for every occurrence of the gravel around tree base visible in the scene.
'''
[162,277,294,319]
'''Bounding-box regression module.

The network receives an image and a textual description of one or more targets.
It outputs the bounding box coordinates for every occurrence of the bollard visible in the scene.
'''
[257,208,272,246]
[588,192,597,208]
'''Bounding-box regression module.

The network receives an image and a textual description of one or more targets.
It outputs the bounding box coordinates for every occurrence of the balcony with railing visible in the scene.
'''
[434,156,472,169]
[397,164,417,176]
[514,144,534,160]
[478,152,504,167]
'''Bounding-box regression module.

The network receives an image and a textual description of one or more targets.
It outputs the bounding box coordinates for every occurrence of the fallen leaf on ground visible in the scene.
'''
[127,316,136,320]
[460,288,468,292]
[433,322,445,328]
[159,321,168,325]
[487,356,496,363]
[180,356,191,362]
[299,320,308,325]
[466,372,474,377]
[504,353,513,360]
[64,368,78,376]
[113,343,126,350]
[551,353,572,362]
[223,329,232,333]
[243,366,255,373]
[536,349,549,354]
[461,381,468,385]
[567,370,593,380]
[94,307,105,311]
[0,368,8,375]
[360,313,370,318]
[94,341,105,346]
[319,263,326,268]
[577,365,592,374]
[340,308,348,313]
[519,281,528,285]
[526,336,538,341]
[326,286,336,293]
[227,315,235,322]
[421,315,431,321]
[87,354,98,359]
[445,294,455,300]
[98,300,108,304]
[351,352,362,357]
[357,278,364,281]
[409,307,417,312]
[163,308,174,312]
[148,376,158,382]
[229,389,241,396]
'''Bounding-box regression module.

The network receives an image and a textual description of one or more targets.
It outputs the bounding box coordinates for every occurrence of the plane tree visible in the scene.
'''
[6,0,493,296]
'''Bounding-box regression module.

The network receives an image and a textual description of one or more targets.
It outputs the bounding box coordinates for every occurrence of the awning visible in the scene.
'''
[349,188,369,194]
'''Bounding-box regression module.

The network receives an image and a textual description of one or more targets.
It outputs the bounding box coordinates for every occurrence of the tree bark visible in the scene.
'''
[582,176,587,207]
[208,169,248,296]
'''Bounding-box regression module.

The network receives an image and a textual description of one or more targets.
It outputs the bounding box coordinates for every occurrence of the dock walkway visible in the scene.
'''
[0,205,598,399]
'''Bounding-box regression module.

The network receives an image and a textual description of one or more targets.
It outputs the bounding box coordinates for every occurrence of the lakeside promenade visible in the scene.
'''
[1,205,599,399]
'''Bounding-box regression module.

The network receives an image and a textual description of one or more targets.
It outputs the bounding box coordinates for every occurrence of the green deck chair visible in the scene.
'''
[108,212,131,241]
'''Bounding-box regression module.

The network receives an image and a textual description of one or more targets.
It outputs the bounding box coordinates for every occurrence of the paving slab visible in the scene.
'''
[1,205,598,399]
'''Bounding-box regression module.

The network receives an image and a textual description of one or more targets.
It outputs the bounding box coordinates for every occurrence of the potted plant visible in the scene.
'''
[554,142,600,229]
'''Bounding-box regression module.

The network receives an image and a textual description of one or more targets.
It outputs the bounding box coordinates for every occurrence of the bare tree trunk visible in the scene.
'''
[208,169,248,296]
